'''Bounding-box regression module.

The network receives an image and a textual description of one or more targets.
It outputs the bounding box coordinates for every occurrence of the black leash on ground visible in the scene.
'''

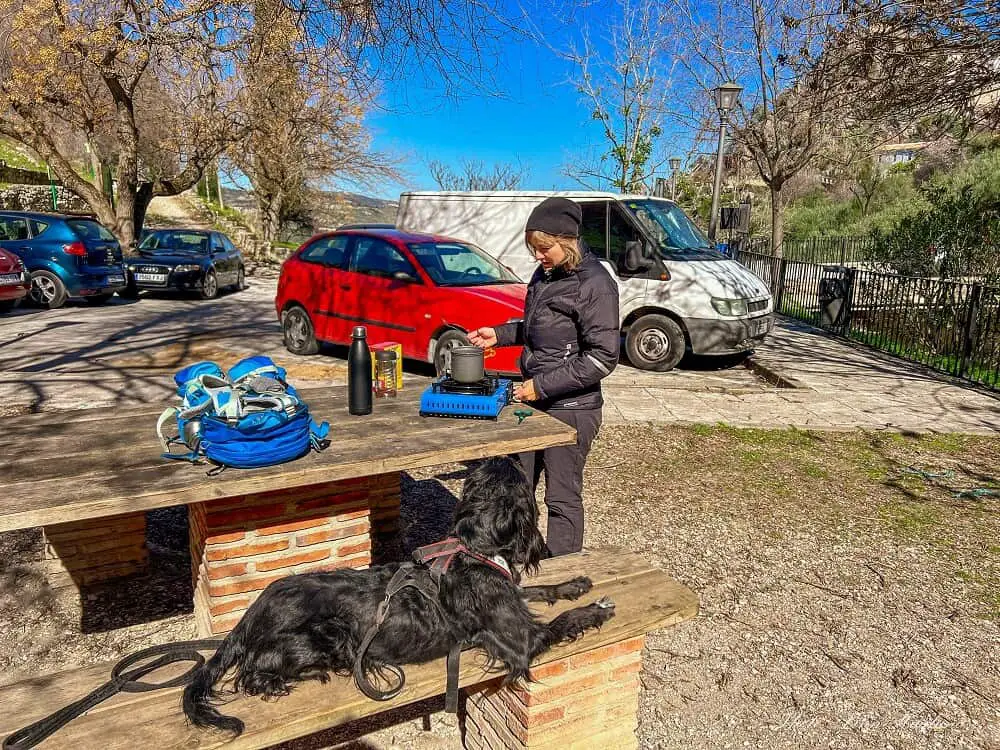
[2,639,224,750]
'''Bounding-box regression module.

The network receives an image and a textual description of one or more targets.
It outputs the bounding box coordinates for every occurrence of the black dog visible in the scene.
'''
[183,457,616,734]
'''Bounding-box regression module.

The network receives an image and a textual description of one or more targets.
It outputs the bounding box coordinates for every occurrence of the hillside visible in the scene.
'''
[221,188,398,233]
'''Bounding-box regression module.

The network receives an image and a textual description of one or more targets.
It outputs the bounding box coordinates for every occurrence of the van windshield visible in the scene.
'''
[623,199,721,259]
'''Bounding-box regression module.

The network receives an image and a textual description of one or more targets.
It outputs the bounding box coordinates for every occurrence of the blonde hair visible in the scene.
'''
[525,230,583,271]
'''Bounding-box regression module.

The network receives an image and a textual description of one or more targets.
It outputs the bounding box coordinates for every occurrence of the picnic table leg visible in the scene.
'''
[40,511,149,606]
[189,472,401,636]
[462,636,645,750]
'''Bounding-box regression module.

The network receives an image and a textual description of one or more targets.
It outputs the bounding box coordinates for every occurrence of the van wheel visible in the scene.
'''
[625,314,685,372]
[282,306,319,355]
[29,270,68,309]
[434,330,469,377]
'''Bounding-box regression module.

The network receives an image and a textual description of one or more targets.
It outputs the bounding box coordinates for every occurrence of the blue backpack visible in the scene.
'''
[156,355,330,470]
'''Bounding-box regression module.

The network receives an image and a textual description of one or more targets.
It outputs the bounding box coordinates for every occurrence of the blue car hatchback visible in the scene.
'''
[0,211,125,309]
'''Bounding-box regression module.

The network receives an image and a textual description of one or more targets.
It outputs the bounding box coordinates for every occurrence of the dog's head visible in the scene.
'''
[452,457,545,577]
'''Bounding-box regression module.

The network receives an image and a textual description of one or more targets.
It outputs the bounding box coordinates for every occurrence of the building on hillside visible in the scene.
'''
[873,141,931,171]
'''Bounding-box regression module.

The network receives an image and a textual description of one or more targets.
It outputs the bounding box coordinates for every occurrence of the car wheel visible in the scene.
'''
[434,329,469,377]
[29,270,68,309]
[233,266,246,291]
[625,314,685,372]
[282,306,319,355]
[0,299,18,312]
[84,293,115,305]
[118,284,141,299]
[200,269,218,300]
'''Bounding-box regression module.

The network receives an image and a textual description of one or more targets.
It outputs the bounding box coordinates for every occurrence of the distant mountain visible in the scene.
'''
[221,187,398,233]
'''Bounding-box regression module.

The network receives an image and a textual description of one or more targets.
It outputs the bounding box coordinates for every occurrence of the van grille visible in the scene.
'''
[748,299,768,313]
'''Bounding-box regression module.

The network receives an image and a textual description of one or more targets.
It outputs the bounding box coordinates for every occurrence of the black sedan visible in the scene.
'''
[123,229,245,299]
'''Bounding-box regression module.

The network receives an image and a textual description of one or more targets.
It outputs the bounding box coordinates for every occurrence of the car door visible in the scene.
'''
[0,214,34,268]
[297,235,352,342]
[340,236,425,355]
[209,233,233,283]
[221,234,242,277]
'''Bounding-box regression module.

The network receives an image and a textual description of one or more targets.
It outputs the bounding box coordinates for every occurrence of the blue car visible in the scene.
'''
[0,211,126,309]
[123,229,244,300]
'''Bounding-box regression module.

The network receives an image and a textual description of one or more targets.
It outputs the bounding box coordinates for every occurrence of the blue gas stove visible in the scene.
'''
[419,376,513,420]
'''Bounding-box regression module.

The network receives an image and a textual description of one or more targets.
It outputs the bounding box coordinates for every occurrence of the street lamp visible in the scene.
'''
[708,81,743,244]
[668,156,682,201]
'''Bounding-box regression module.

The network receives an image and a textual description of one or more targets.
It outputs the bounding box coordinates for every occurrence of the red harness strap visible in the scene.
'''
[412,537,513,580]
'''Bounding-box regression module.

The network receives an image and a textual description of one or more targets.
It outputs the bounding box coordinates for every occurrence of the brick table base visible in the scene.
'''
[190,472,401,635]
[40,511,149,598]
[463,636,645,750]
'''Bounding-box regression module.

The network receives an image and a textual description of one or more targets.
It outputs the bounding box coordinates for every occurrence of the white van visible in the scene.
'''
[396,191,772,371]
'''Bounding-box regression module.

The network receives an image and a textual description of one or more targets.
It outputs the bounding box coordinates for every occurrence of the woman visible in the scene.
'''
[469,197,620,556]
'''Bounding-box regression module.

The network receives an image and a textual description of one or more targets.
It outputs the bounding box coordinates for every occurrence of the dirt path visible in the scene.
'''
[145,193,212,229]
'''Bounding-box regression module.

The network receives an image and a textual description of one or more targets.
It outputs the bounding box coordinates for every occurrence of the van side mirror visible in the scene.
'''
[623,240,652,272]
[392,270,419,283]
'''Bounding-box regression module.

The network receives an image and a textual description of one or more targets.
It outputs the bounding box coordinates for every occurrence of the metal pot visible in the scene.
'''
[450,346,485,383]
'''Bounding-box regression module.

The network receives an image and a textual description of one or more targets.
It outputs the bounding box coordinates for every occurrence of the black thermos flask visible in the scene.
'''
[348,325,373,415]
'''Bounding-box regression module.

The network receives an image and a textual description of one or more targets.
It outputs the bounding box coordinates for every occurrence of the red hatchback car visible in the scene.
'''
[0,247,31,312]
[275,227,526,375]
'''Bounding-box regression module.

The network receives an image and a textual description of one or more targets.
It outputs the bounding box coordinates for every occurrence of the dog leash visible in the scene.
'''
[2,639,224,750]
[353,540,514,713]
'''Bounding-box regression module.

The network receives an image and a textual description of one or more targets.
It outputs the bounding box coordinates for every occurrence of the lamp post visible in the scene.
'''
[668,156,681,201]
[708,81,743,245]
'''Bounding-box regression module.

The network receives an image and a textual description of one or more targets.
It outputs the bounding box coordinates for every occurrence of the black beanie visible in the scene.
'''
[525,197,582,238]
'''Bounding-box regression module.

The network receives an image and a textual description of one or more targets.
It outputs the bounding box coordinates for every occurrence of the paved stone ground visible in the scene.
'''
[1,276,998,434]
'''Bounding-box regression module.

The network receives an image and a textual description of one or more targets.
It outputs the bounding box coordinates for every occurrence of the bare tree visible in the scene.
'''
[232,0,397,241]
[555,0,677,192]
[428,158,527,191]
[669,0,858,254]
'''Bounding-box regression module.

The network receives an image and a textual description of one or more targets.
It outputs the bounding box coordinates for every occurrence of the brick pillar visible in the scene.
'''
[40,511,148,595]
[463,636,645,750]
[190,473,400,635]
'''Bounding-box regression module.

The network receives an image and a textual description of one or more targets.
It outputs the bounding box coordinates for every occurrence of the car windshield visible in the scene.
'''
[140,231,210,254]
[407,241,521,286]
[623,199,720,258]
[67,219,116,243]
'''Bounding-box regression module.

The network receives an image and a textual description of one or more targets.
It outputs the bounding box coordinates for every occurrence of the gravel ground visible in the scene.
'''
[1,425,998,749]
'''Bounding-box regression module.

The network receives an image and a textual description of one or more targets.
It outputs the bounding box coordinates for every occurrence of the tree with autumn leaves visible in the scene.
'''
[0,0,508,248]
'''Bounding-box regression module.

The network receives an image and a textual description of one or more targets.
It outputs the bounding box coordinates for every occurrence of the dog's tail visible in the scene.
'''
[182,633,245,735]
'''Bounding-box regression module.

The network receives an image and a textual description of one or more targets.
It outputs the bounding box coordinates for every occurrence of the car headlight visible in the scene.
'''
[174,264,201,273]
[127,264,136,271]
[711,297,749,316]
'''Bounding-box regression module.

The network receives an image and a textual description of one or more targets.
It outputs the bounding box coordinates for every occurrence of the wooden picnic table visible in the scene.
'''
[0,385,576,634]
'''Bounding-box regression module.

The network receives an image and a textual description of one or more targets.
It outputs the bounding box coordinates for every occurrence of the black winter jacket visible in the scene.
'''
[494,251,620,410]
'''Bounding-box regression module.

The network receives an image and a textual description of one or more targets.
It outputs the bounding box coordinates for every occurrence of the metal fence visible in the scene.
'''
[747,236,875,265]
[735,249,1000,390]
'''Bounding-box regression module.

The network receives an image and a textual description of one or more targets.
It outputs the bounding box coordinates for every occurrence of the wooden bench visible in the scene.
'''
[0,549,698,750]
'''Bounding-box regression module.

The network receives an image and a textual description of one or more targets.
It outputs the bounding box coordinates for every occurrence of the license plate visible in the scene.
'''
[0,273,21,286]
[751,317,770,337]
[135,273,165,282]
[108,275,125,284]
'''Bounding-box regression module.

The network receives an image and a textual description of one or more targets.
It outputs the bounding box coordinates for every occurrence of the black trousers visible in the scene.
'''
[515,407,602,557]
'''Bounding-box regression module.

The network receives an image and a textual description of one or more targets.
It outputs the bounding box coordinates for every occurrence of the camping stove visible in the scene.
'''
[419,376,513,420]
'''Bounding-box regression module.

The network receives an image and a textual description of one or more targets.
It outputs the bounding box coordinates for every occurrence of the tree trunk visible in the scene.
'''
[770,184,784,257]
[256,191,282,242]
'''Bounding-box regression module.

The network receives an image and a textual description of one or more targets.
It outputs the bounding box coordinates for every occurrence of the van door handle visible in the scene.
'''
[340,283,352,290]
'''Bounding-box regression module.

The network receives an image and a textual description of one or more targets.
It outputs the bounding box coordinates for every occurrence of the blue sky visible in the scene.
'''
[363,2,651,200]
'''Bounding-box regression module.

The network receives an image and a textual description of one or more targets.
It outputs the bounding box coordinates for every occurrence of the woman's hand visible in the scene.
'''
[514,379,538,402]
[468,327,498,349]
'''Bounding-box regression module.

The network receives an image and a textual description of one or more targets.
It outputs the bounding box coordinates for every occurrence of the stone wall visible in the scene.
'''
[0,184,89,213]
[0,163,51,186]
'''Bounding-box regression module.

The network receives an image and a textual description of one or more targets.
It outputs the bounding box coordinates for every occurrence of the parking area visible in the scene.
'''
[0,274,771,414]
[3,274,998,434]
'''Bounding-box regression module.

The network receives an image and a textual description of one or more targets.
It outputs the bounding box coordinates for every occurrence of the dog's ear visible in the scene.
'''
[453,457,545,573]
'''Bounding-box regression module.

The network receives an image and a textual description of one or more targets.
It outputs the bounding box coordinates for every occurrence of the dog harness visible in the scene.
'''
[352,538,514,712]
